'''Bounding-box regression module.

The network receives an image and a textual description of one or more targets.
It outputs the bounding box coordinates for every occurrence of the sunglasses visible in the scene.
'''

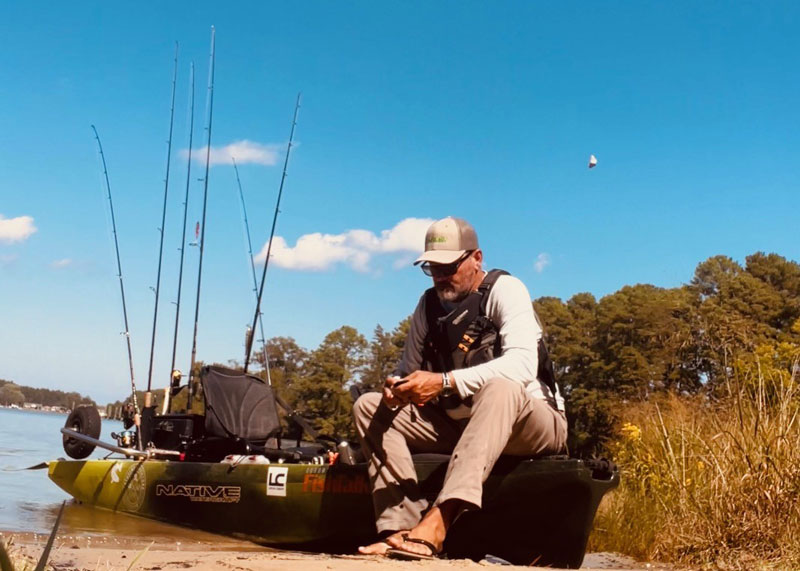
[421,251,473,277]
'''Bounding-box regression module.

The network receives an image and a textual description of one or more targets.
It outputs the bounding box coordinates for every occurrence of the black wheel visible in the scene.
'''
[63,405,101,459]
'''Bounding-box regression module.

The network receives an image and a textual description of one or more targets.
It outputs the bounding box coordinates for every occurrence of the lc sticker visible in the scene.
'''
[267,466,288,497]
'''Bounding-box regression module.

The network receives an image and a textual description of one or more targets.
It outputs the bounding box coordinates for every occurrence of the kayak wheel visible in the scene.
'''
[63,405,101,459]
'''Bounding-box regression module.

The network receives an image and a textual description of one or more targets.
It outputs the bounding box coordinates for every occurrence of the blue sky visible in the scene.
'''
[1,2,798,405]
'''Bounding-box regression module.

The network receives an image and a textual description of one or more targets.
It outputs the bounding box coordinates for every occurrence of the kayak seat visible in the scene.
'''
[176,366,333,463]
[178,365,282,462]
[201,365,281,441]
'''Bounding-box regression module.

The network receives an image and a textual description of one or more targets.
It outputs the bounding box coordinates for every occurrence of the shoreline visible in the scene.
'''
[2,531,655,570]
[0,405,68,415]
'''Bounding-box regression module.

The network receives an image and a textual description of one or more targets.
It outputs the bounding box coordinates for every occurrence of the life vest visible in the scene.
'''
[421,269,559,403]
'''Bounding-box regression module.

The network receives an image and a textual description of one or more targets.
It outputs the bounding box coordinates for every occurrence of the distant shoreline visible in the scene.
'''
[0,406,68,415]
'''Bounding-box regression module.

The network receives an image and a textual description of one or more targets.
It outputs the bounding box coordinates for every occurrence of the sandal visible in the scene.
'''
[387,534,443,561]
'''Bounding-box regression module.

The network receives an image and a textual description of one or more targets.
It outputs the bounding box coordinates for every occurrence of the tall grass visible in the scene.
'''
[0,537,33,571]
[590,353,800,569]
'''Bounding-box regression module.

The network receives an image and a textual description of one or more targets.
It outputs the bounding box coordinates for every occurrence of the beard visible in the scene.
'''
[435,282,469,303]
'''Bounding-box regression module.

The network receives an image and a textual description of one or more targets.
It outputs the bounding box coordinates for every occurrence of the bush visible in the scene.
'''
[591,355,800,569]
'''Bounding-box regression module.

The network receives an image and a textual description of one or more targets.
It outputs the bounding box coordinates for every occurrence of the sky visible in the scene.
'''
[1,2,798,405]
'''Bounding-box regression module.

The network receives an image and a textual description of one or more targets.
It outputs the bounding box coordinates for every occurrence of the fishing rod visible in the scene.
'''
[91,124,142,449]
[188,26,216,409]
[145,42,179,406]
[168,61,195,407]
[232,157,272,384]
[244,92,301,373]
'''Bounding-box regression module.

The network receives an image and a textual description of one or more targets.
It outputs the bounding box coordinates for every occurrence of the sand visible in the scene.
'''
[3,532,657,571]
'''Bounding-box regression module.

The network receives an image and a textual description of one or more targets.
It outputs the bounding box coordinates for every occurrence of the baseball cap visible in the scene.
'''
[414,217,479,265]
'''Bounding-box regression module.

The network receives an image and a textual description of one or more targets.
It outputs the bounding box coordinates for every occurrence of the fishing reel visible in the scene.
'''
[111,430,136,448]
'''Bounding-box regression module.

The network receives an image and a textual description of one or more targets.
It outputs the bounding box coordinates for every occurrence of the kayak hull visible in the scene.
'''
[48,454,617,568]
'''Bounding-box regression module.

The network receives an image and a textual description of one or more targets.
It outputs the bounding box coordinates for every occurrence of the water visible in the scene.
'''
[0,408,115,530]
[0,407,237,544]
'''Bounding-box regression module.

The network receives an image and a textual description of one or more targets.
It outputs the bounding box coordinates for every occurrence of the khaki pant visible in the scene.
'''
[352,377,567,533]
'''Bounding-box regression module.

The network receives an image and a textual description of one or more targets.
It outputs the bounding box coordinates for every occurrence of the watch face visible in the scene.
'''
[441,373,453,396]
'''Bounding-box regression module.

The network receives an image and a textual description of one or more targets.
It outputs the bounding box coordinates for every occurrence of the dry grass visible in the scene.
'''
[0,537,34,571]
[590,352,800,569]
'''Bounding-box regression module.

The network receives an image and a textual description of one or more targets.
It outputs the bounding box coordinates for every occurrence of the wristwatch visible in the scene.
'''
[441,371,455,396]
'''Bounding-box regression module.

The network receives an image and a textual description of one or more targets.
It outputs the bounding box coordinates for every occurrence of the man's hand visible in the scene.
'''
[382,376,408,408]
[390,370,443,406]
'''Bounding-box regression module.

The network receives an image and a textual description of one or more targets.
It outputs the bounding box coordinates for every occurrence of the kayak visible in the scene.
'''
[48,452,617,568]
[50,366,618,567]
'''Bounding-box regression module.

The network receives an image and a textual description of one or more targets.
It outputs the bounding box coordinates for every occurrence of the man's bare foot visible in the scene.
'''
[357,531,407,555]
[386,507,446,557]
[386,500,468,558]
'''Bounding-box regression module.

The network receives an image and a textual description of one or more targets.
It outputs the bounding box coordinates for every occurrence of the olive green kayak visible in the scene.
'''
[48,454,617,568]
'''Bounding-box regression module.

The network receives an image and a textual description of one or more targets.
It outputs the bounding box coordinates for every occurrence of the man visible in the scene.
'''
[353,216,567,560]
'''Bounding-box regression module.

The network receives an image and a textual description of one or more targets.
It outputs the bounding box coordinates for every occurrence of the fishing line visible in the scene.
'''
[244,92,301,373]
[168,60,196,408]
[91,125,142,448]
[146,42,179,402]
[188,26,217,408]
[232,157,272,383]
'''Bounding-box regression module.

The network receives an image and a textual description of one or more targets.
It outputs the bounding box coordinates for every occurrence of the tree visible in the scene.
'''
[535,293,600,396]
[0,383,25,406]
[690,255,743,299]
[536,293,611,456]
[290,326,367,438]
[362,317,410,391]
[745,252,800,334]
[536,285,703,456]
[263,336,308,402]
[0,379,94,409]
[564,386,617,456]
[593,285,700,397]
[688,254,791,391]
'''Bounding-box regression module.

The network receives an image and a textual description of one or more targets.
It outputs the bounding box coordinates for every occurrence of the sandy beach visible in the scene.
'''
[3,531,657,571]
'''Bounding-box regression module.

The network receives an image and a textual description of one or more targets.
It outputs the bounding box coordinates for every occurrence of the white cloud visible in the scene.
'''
[183,140,281,166]
[0,214,37,244]
[534,253,551,273]
[376,217,436,252]
[50,258,73,269]
[392,254,417,270]
[255,217,434,272]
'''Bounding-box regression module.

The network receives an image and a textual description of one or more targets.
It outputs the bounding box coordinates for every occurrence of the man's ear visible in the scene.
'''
[473,249,483,264]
